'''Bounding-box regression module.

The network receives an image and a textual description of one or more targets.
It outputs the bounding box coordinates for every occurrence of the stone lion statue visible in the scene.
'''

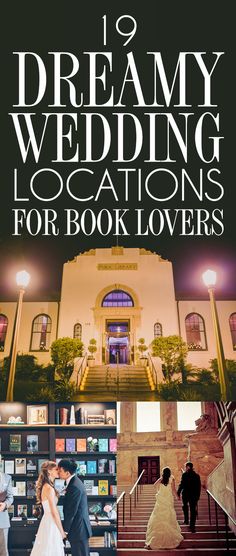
[195,413,212,432]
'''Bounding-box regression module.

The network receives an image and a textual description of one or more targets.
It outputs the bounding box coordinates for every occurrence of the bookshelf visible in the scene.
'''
[0,402,117,556]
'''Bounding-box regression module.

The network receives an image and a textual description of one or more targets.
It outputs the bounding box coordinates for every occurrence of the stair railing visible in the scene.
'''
[147,352,158,389]
[117,491,126,528]
[129,469,145,520]
[116,352,119,394]
[74,353,88,388]
[206,489,236,552]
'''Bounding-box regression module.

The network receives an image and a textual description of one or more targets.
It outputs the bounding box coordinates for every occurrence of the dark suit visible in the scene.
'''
[177,470,201,529]
[63,475,92,556]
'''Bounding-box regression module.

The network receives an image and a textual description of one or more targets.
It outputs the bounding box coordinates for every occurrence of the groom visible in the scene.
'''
[58,459,92,556]
[177,461,201,533]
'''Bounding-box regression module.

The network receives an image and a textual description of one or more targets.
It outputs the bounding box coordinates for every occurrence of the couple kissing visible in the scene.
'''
[31,459,92,556]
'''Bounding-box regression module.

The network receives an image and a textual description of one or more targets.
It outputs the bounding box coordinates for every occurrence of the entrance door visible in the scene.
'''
[106,321,130,364]
[138,456,160,484]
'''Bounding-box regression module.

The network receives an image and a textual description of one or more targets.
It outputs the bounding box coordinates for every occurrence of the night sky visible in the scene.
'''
[1,1,235,301]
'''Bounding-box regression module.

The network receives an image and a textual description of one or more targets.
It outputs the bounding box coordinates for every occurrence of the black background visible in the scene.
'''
[1,0,235,300]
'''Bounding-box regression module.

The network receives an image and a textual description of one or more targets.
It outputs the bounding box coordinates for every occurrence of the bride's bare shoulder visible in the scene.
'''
[42,483,54,499]
[154,477,162,486]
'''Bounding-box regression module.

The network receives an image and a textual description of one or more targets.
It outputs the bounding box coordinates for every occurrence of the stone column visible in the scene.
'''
[120,402,137,433]
[160,402,178,432]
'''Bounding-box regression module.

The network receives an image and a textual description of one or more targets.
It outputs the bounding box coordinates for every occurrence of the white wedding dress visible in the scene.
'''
[145,477,183,549]
[31,494,64,556]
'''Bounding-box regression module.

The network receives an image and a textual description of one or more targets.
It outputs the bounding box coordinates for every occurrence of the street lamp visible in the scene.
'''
[202,269,230,401]
[6,270,31,402]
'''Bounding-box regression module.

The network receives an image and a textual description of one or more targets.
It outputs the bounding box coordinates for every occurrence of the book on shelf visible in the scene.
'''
[98,438,108,452]
[31,504,39,518]
[98,480,108,496]
[10,434,21,452]
[89,537,104,548]
[104,409,116,425]
[98,459,109,474]
[76,408,88,424]
[66,438,76,452]
[8,504,14,519]
[27,435,39,453]
[87,460,97,474]
[77,461,87,476]
[108,460,116,474]
[27,458,37,472]
[4,460,14,474]
[89,501,102,516]
[38,459,47,472]
[77,438,87,452]
[92,486,98,495]
[109,438,117,452]
[87,414,105,425]
[84,480,94,495]
[60,408,69,425]
[110,484,117,496]
[55,438,65,452]
[17,504,27,518]
[104,531,111,548]
[14,481,26,496]
[15,458,26,474]
[27,481,36,497]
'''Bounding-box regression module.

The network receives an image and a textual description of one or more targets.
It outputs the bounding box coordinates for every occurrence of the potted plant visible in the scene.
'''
[87,338,97,367]
[137,338,148,366]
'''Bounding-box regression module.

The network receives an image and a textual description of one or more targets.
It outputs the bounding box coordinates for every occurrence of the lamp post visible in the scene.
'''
[6,270,31,402]
[202,269,230,401]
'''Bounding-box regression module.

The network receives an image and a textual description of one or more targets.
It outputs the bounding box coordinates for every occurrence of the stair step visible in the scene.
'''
[118,532,234,539]
[118,540,236,548]
[117,547,235,556]
[119,525,229,532]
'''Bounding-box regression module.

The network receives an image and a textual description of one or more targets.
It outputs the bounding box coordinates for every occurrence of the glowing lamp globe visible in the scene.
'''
[16,270,31,288]
[202,269,217,288]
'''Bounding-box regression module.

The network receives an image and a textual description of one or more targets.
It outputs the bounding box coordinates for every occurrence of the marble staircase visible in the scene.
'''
[117,484,236,554]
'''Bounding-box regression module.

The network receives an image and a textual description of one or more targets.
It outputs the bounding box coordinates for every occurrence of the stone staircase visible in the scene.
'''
[117,484,236,554]
[79,365,156,400]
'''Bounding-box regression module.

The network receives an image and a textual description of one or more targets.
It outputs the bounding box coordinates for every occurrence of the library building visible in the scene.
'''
[0,247,236,372]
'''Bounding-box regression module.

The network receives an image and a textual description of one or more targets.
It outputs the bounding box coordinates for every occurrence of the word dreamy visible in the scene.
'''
[13,51,223,108]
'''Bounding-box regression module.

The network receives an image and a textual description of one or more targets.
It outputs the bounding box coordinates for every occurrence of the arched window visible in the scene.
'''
[154,322,162,338]
[185,313,207,350]
[102,289,134,307]
[229,313,236,350]
[74,323,82,340]
[0,314,8,351]
[30,314,52,351]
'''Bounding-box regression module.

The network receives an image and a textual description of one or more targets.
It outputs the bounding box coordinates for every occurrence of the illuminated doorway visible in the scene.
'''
[106,321,130,364]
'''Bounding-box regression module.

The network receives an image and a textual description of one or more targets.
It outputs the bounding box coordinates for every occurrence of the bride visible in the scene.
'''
[31,461,66,555]
[145,467,183,550]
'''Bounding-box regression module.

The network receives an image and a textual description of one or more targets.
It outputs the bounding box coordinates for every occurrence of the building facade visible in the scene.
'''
[0,247,235,369]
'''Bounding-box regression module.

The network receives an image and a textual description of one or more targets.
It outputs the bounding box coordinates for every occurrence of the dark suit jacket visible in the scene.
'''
[63,475,92,542]
[177,470,201,501]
